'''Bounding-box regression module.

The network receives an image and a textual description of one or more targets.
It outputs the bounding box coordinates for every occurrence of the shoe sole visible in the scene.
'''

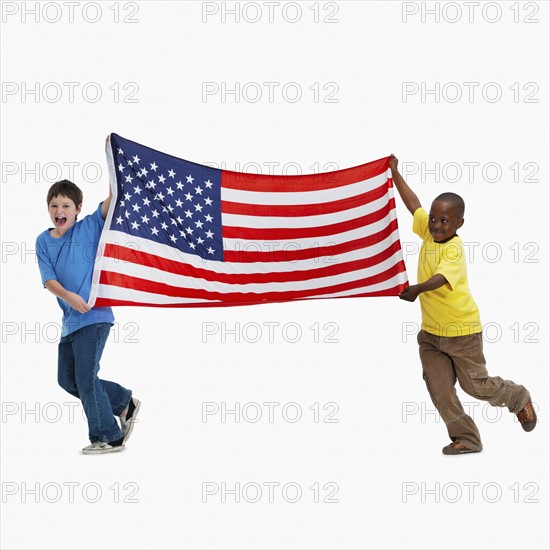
[122,399,141,444]
[442,444,481,455]
[442,449,481,455]
[521,421,537,432]
[82,445,125,455]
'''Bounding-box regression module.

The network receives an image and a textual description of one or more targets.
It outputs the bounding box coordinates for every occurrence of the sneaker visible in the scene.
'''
[82,440,125,455]
[120,398,141,443]
[442,441,481,455]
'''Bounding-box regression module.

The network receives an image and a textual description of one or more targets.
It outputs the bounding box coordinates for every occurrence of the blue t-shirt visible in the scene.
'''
[36,203,114,337]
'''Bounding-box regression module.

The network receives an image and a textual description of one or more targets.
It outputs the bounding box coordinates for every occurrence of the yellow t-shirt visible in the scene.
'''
[413,208,481,337]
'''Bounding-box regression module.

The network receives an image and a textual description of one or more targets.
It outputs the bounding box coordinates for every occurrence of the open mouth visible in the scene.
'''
[55,216,67,226]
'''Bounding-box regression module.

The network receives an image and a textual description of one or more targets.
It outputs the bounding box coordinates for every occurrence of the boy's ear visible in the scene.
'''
[76,203,83,215]
[457,217,464,229]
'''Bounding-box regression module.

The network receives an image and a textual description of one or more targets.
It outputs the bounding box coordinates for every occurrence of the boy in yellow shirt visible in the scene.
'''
[390,154,537,454]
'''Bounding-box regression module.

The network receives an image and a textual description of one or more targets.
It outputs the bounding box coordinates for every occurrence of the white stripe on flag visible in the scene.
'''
[98,228,402,274]
[95,271,407,306]
[222,194,391,229]
[223,211,397,249]
[311,271,408,299]
[220,171,388,205]
[95,250,404,294]
[95,284,221,305]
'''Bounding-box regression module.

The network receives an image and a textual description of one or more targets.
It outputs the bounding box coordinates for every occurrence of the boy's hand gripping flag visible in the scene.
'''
[89,133,408,308]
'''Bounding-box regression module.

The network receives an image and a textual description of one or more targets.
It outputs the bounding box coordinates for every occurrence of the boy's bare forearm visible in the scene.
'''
[389,155,421,215]
[416,274,447,293]
[101,185,112,220]
[45,280,92,313]
[399,274,447,302]
[391,169,421,214]
[45,279,72,301]
[101,134,113,220]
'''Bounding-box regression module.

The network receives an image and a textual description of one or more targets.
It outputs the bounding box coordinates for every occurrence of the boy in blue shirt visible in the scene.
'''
[36,142,140,454]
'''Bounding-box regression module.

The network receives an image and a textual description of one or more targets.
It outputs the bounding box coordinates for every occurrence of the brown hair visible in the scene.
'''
[46,180,83,207]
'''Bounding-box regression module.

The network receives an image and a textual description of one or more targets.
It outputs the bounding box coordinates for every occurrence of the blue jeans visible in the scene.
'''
[58,323,132,443]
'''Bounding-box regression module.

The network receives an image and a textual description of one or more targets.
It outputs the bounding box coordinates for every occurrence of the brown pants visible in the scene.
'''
[417,330,530,450]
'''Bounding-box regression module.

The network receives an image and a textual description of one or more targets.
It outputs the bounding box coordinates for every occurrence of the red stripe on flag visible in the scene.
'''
[223,198,395,240]
[93,281,407,308]
[221,181,390,217]
[221,157,390,191]
[223,218,399,263]
[103,238,402,285]
[99,261,406,302]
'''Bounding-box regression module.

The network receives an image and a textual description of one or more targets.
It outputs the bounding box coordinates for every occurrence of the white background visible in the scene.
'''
[1,1,548,549]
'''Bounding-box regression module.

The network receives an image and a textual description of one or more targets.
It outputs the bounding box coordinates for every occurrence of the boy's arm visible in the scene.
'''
[101,134,113,221]
[399,274,447,302]
[45,280,92,313]
[101,185,112,221]
[389,154,421,215]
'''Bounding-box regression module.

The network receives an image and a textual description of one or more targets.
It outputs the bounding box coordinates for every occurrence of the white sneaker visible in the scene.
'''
[120,398,141,443]
[82,441,125,455]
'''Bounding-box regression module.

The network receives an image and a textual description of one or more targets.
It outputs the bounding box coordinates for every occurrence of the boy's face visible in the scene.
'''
[48,194,82,234]
[428,200,464,243]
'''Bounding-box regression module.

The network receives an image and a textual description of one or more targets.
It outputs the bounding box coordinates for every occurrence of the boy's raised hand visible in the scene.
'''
[388,153,421,215]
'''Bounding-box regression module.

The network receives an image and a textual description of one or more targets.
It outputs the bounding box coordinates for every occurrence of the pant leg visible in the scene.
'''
[445,332,531,414]
[71,323,129,443]
[101,380,132,417]
[58,331,131,416]
[418,330,482,451]
[58,332,80,399]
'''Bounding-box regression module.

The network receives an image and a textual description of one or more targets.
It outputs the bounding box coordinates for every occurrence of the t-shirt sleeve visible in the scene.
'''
[81,203,105,233]
[412,207,430,241]
[95,202,105,227]
[35,235,57,287]
[436,241,466,290]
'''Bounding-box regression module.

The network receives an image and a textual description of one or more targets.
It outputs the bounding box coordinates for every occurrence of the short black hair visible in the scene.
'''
[434,192,465,219]
[46,180,83,207]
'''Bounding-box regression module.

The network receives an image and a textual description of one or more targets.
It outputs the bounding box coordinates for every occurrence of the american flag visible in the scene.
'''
[89,133,408,308]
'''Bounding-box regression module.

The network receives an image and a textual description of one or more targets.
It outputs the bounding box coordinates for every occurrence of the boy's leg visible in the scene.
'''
[99,379,132,417]
[72,323,124,443]
[418,331,483,451]
[448,332,531,414]
[57,332,80,399]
